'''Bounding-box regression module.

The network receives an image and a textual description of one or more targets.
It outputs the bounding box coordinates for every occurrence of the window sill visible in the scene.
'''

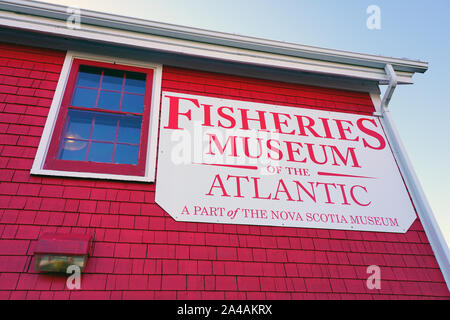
[30,167,155,183]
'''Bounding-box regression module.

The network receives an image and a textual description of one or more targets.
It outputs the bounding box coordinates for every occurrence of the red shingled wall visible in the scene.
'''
[0,42,448,300]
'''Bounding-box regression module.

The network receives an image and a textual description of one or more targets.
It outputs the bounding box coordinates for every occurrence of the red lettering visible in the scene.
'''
[206,134,238,157]
[295,115,323,138]
[318,117,334,139]
[217,106,236,129]
[357,118,386,150]
[164,95,200,130]
[242,137,263,159]
[285,141,307,163]
[251,177,272,200]
[240,108,268,131]
[334,119,358,141]
[273,179,294,201]
[227,175,249,198]
[271,112,295,135]
[305,143,328,165]
[293,181,317,203]
[316,182,337,204]
[266,139,283,161]
[201,104,214,127]
[206,174,230,197]
[337,184,351,205]
[350,185,371,206]
[329,145,361,168]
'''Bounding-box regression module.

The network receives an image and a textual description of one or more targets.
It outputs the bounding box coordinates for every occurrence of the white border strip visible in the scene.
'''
[31,50,163,183]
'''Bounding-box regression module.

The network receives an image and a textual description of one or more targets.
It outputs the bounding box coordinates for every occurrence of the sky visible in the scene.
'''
[37,0,450,247]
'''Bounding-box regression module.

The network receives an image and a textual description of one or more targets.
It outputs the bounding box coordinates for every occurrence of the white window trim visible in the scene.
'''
[31,50,163,182]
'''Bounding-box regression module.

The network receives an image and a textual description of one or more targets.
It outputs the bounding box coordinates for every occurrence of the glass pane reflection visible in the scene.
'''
[117,117,141,144]
[76,66,101,88]
[92,116,117,142]
[88,142,114,163]
[115,144,139,164]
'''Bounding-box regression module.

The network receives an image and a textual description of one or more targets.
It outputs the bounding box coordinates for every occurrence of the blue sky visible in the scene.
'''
[40,0,450,246]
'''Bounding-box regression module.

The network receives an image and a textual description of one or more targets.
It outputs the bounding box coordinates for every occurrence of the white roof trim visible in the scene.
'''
[0,0,428,84]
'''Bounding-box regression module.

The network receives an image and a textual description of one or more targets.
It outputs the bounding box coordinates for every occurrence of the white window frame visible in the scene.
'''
[31,50,163,182]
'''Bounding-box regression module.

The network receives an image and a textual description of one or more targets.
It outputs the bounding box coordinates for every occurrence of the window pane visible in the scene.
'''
[117,117,142,144]
[97,91,121,111]
[52,63,151,171]
[101,69,124,91]
[92,116,117,142]
[122,94,144,113]
[125,72,146,94]
[114,144,139,164]
[65,109,93,140]
[59,139,88,161]
[88,142,114,163]
[71,88,98,108]
[77,66,101,88]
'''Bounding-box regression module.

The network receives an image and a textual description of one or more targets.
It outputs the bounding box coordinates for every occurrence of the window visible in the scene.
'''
[33,54,162,181]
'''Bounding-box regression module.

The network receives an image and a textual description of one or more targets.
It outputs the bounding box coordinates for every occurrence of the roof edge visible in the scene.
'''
[0,0,429,80]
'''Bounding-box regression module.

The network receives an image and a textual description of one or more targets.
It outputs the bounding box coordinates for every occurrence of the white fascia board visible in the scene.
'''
[0,0,427,84]
[0,0,428,74]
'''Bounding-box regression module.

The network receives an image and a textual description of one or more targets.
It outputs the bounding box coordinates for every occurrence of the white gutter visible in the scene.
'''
[381,64,398,109]
[0,0,428,84]
[376,65,450,289]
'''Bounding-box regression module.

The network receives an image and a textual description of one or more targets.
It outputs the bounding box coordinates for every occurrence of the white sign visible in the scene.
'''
[155,91,416,233]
